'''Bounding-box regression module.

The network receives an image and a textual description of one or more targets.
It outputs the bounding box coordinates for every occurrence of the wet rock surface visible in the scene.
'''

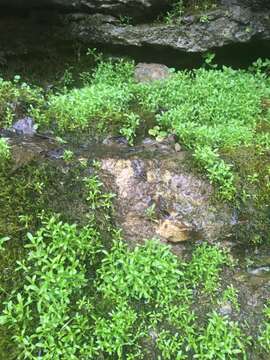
[86,140,236,246]
[1,133,269,359]
[2,132,236,246]
[0,1,269,67]
[67,4,270,53]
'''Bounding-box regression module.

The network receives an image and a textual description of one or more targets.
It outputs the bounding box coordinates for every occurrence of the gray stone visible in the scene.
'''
[67,4,270,53]
[134,63,170,83]
[219,302,233,316]
[12,117,36,136]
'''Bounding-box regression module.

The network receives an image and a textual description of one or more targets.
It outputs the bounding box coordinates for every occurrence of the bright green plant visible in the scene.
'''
[259,301,270,352]
[93,301,144,358]
[193,145,235,200]
[120,112,140,145]
[62,149,74,161]
[38,59,135,132]
[97,238,183,303]
[148,125,169,141]
[83,175,116,210]
[161,0,216,24]
[220,285,240,312]
[156,330,188,360]
[0,138,11,162]
[145,203,158,222]
[0,210,250,360]
[0,236,9,251]
[0,216,101,359]
[185,243,231,294]
[194,311,249,359]
[0,76,45,128]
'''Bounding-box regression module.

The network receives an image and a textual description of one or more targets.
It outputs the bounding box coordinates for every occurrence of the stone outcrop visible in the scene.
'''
[98,139,236,245]
[66,4,270,53]
[0,0,269,66]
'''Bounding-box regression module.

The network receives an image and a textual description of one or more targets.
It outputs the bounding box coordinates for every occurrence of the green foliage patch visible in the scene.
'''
[1,57,270,203]
[0,138,11,163]
[0,200,248,359]
[1,223,248,359]
[0,75,45,128]
[259,301,270,353]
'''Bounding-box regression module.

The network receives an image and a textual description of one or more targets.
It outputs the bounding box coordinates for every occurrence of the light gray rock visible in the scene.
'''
[12,117,36,136]
[134,63,170,83]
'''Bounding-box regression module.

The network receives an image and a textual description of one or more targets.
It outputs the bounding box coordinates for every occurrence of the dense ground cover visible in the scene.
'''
[1,54,270,205]
[0,173,268,360]
[0,54,270,359]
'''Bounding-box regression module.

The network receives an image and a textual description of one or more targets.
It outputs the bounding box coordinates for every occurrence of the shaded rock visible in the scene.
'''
[4,133,58,171]
[12,117,36,136]
[1,0,270,69]
[134,63,170,83]
[0,0,170,20]
[102,135,128,146]
[67,3,270,53]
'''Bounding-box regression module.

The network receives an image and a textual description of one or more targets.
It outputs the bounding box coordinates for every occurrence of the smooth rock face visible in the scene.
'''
[134,63,170,83]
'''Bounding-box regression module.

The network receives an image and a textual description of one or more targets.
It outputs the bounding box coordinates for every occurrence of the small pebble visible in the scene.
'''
[175,143,181,152]
[219,302,232,315]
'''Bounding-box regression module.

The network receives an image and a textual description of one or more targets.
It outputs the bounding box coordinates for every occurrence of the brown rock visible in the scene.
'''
[157,219,190,243]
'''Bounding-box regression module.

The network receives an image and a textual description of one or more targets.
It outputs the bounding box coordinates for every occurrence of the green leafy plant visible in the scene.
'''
[62,149,74,161]
[148,125,169,141]
[194,311,249,359]
[0,211,249,360]
[220,285,240,312]
[0,76,45,128]
[193,145,235,200]
[0,216,101,359]
[145,203,158,222]
[0,236,9,251]
[185,243,231,294]
[84,175,115,210]
[0,138,11,162]
[120,112,140,145]
[259,301,270,352]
